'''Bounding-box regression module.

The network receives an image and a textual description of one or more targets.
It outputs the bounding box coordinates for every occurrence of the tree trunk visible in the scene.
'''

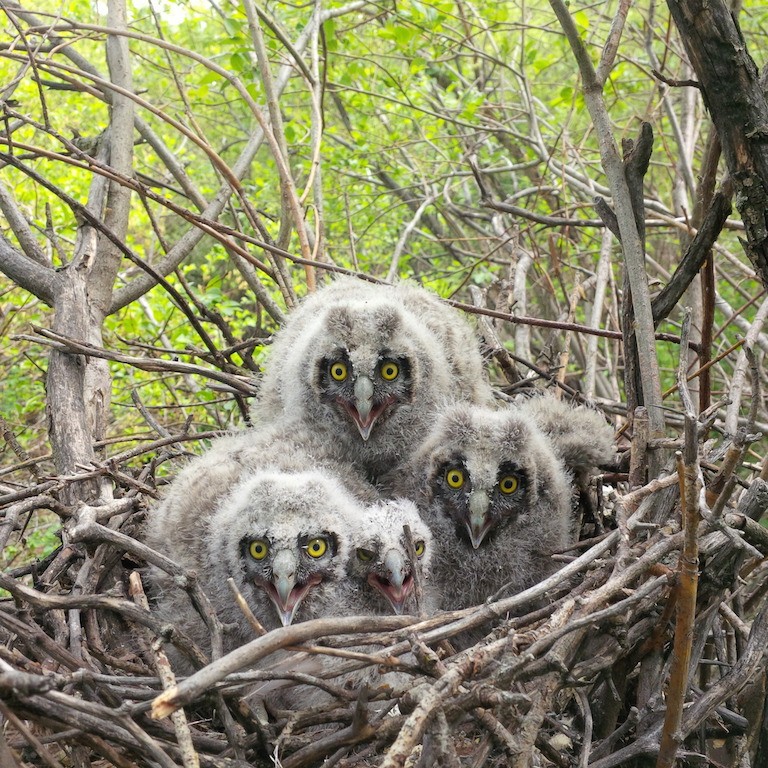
[45,0,134,505]
[667,0,768,287]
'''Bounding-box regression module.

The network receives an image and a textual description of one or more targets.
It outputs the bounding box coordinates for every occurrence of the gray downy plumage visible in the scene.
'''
[238,499,438,711]
[515,394,615,473]
[143,422,380,668]
[145,466,367,667]
[515,394,615,528]
[344,498,438,617]
[254,277,494,480]
[391,403,576,615]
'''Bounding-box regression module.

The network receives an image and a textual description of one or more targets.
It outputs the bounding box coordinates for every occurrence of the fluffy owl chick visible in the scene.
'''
[255,277,494,479]
[396,403,574,612]
[144,420,378,580]
[346,498,437,616]
[147,468,362,662]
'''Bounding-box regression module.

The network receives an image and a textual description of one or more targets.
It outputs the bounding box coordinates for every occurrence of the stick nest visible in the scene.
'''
[1,420,767,768]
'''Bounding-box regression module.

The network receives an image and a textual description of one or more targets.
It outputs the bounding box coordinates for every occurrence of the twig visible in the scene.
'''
[656,312,700,768]
[628,406,649,488]
[379,636,510,768]
[20,326,258,395]
[129,571,200,768]
[556,274,583,391]
[402,524,425,616]
[725,295,768,434]
[584,229,613,400]
[0,699,63,768]
[151,615,416,718]
[228,577,268,637]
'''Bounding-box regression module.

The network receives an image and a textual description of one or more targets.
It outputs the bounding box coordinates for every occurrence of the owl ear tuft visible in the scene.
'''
[325,305,355,339]
[373,305,402,337]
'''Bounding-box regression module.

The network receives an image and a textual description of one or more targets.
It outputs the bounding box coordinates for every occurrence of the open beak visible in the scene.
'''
[466,490,492,549]
[339,375,389,441]
[263,549,321,626]
[367,549,414,614]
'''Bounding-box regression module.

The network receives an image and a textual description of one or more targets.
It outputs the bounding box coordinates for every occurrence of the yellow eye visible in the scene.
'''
[356,548,374,562]
[414,540,425,558]
[329,361,348,381]
[499,474,519,495]
[445,467,465,489]
[249,539,269,560]
[306,538,328,558]
[380,361,399,381]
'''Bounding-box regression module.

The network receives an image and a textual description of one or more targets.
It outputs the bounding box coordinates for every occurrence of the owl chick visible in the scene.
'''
[144,419,378,578]
[345,498,437,616]
[254,277,494,480]
[146,468,366,664]
[392,403,575,613]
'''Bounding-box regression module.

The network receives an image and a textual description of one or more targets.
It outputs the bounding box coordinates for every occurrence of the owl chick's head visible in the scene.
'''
[206,469,359,629]
[297,294,452,449]
[315,301,416,440]
[416,404,572,549]
[257,278,494,481]
[346,498,433,615]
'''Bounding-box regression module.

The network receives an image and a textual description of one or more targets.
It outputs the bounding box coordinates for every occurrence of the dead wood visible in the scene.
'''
[1,410,766,766]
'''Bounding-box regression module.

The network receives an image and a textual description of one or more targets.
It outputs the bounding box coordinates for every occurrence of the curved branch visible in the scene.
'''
[0,231,58,305]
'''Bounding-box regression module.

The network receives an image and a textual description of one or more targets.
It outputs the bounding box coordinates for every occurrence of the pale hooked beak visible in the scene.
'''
[367,549,413,614]
[466,490,492,549]
[352,375,377,440]
[267,549,320,626]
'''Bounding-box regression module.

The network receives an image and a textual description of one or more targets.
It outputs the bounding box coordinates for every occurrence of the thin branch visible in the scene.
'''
[656,312,700,768]
[549,0,665,467]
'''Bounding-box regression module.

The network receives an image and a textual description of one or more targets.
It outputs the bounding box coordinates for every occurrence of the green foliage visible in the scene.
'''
[1,511,60,574]
[1,0,767,463]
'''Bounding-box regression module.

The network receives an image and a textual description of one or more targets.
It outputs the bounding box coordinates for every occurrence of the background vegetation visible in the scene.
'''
[1,0,767,765]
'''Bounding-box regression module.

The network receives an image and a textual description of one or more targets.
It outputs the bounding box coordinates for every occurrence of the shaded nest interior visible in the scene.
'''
[2,414,768,768]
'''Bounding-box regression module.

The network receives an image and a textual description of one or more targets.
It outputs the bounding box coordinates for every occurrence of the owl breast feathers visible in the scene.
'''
[254,277,494,478]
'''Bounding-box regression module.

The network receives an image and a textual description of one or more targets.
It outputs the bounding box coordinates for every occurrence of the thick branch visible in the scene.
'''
[667,0,768,286]
[651,190,732,325]
[0,231,58,305]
